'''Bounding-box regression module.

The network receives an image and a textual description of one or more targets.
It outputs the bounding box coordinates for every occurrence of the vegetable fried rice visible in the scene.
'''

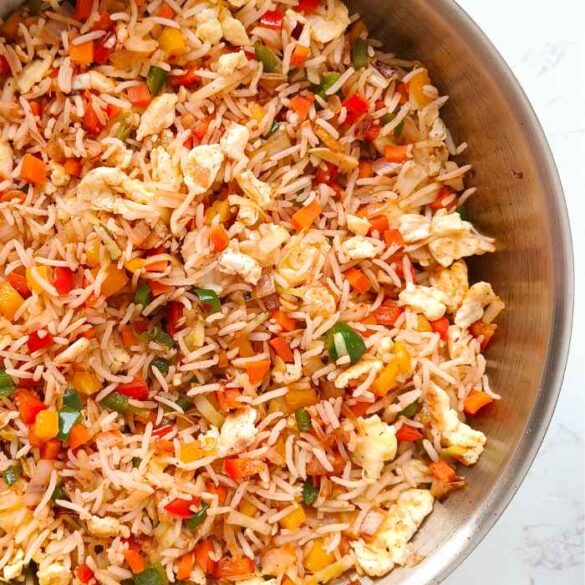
[0,0,506,583]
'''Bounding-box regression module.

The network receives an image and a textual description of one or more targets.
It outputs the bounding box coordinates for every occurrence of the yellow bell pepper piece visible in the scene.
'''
[304,539,335,573]
[124,258,146,274]
[305,558,353,585]
[72,370,101,395]
[372,361,399,397]
[86,241,101,267]
[280,505,306,531]
[99,264,129,298]
[268,396,289,415]
[314,127,344,153]
[231,335,254,358]
[159,27,186,57]
[408,68,434,108]
[416,315,432,332]
[285,388,318,411]
[393,340,411,374]
[34,410,59,442]
[179,439,216,463]
[26,266,50,294]
[238,500,257,517]
[0,281,24,320]
[204,200,230,225]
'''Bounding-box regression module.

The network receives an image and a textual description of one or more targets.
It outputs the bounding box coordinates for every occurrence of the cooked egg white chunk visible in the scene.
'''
[398,284,450,321]
[217,406,258,456]
[136,93,178,141]
[350,415,398,480]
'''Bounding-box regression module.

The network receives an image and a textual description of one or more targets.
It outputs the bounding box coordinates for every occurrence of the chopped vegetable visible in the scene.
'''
[260,9,284,30]
[3,464,21,486]
[69,423,92,449]
[151,357,170,375]
[15,389,48,423]
[149,326,176,348]
[280,505,306,530]
[469,320,497,350]
[295,408,312,432]
[216,388,242,411]
[463,390,494,416]
[70,40,94,65]
[195,288,221,314]
[291,199,321,231]
[34,409,59,442]
[75,565,94,584]
[345,267,371,294]
[185,502,210,529]
[194,539,214,574]
[373,303,403,326]
[269,337,294,362]
[177,552,194,581]
[57,407,82,440]
[53,266,74,294]
[116,376,149,400]
[165,497,199,518]
[134,283,152,307]
[146,65,168,96]
[73,0,92,20]
[272,310,296,331]
[384,144,409,163]
[83,102,105,137]
[7,272,30,298]
[325,323,366,364]
[291,45,310,68]
[215,558,255,580]
[209,225,229,252]
[20,153,47,185]
[314,72,341,99]
[351,38,369,69]
[429,459,457,483]
[243,359,271,385]
[297,0,318,12]
[29,0,43,16]
[135,565,169,585]
[0,280,24,320]
[27,330,54,353]
[128,83,152,108]
[159,27,186,57]
[0,370,16,398]
[255,43,282,73]
[124,549,146,574]
[100,391,144,415]
[99,264,129,298]
[72,370,101,395]
[302,479,318,506]
[399,401,420,419]
[285,388,318,410]
[396,425,423,442]
[224,458,266,481]
[170,67,200,88]
[305,539,334,573]
[430,317,450,340]
[289,94,314,121]
[40,437,61,459]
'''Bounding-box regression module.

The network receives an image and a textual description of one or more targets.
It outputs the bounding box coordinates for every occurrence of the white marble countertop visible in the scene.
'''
[445,1,585,583]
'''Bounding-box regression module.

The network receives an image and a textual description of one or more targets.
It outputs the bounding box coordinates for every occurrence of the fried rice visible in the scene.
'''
[0,0,505,583]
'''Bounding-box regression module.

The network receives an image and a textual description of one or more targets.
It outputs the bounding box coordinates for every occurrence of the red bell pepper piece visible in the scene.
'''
[0,55,10,76]
[297,0,319,13]
[75,565,94,584]
[83,101,105,137]
[396,425,424,442]
[373,303,403,327]
[342,94,369,124]
[127,83,152,108]
[167,301,183,336]
[315,162,338,185]
[27,330,54,353]
[164,496,200,518]
[53,267,74,295]
[7,272,30,298]
[152,424,173,438]
[74,0,92,21]
[430,317,450,340]
[115,376,149,400]
[430,185,457,211]
[224,458,266,481]
[93,30,117,65]
[91,11,112,31]
[170,67,200,88]
[260,9,284,30]
[15,389,48,424]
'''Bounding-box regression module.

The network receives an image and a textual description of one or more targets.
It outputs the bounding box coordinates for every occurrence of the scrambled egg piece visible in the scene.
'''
[398,214,431,243]
[220,122,250,161]
[220,10,250,46]
[218,406,258,456]
[305,0,350,43]
[218,246,262,285]
[347,214,371,236]
[228,194,261,226]
[351,489,434,576]
[77,167,158,219]
[351,415,397,480]
[276,232,330,286]
[398,284,450,321]
[38,563,71,585]
[136,93,178,141]
[217,50,248,77]
[195,7,223,44]
[0,141,13,179]
[425,383,486,465]
[428,211,495,267]
[454,282,497,329]
[396,161,429,198]
[17,53,52,94]
[181,144,224,195]
[87,515,129,538]
[151,146,181,191]
[302,285,337,317]
[341,236,384,260]
[429,260,469,313]
[3,548,24,581]
[334,357,383,389]
[272,357,302,385]
[239,223,290,266]
[236,170,273,209]
[72,70,115,92]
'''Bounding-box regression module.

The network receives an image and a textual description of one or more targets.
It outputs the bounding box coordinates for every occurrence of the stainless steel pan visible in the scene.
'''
[0,0,573,582]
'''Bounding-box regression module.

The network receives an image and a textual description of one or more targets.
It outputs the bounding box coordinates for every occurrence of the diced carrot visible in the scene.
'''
[69,424,92,450]
[127,83,152,108]
[194,539,215,574]
[345,267,371,294]
[157,2,175,18]
[40,438,61,460]
[82,102,105,137]
[63,158,82,178]
[75,565,94,584]
[20,154,47,186]
[70,40,94,66]
[384,145,409,163]
[154,439,175,453]
[373,303,403,326]
[349,401,371,417]
[0,190,27,203]
[149,281,171,296]
[145,260,168,273]
[383,228,404,246]
[463,390,494,416]
[15,389,47,424]
[429,460,457,483]
[289,93,314,121]
[369,215,388,234]
[290,45,310,68]
[396,425,423,442]
[469,320,497,351]
[291,199,321,231]
[272,310,296,332]
[216,388,242,411]
[7,272,31,298]
[243,359,271,385]
[358,160,374,179]
[29,101,41,117]
[124,549,146,574]
[177,552,195,581]
[210,225,229,252]
[215,558,255,580]
[269,337,294,362]
[105,103,122,120]
[206,482,227,505]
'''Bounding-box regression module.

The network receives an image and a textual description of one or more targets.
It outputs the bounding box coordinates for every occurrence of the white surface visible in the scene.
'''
[445,1,585,584]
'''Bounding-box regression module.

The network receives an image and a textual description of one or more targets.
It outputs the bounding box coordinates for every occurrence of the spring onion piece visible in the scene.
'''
[254,42,282,73]
[149,326,176,348]
[302,479,318,506]
[192,394,224,426]
[3,465,21,487]
[314,72,341,99]
[146,66,168,96]
[352,38,369,69]
[51,482,68,502]
[176,397,192,412]
[325,323,366,365]
[63,387,82,410]
[151,357,170,375]
[458,206,469,221]
[134,283,151,307]
[195,288,221,315]
[0,370,16,398]
[399,401,421,419]
[114,115,133,142]
[295,408,311,432]
[185,502,209,529]
[100,391,144,415]
[135,565,169,585]
[57,407,82,441]
[381,112,404,137]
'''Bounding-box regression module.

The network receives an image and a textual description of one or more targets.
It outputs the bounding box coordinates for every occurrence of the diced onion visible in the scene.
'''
[193,394,224,427]
[333,332,348,359]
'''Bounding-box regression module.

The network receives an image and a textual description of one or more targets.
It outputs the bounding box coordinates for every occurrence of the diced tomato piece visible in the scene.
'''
[430,317,450,340]
[53,266,74,295]
[27,330,54,353]
[115,376,149,400]
[166,301,183,336]
[164,496,200,518]
[260,9,284,30]
[373,303,403,327]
